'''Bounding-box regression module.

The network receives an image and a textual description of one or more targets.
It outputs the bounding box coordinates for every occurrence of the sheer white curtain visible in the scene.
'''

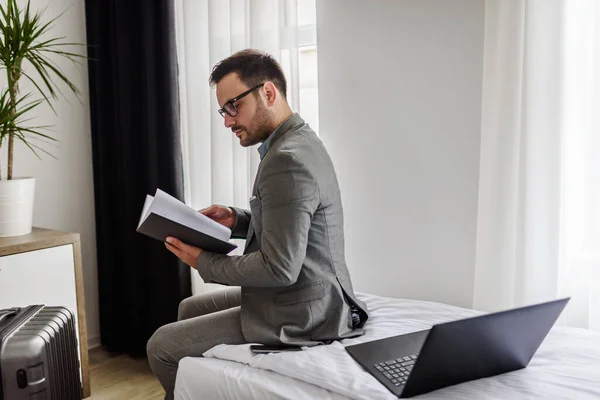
[174,0,313,294]
[559,0,600,331]
[474,0,600,331]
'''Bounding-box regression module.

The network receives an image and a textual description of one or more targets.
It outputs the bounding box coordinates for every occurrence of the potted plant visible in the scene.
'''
[0,0,83,236]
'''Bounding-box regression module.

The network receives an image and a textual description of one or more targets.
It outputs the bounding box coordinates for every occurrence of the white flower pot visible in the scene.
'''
[0,177,35,237]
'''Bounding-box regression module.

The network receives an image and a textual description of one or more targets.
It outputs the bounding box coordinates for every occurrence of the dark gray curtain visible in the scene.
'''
[84,0,191,356]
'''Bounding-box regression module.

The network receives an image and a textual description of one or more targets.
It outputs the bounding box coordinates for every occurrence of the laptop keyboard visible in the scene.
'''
[373,355,418,387]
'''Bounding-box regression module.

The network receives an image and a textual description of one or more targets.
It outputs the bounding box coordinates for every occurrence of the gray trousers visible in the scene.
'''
[147,287,246,400]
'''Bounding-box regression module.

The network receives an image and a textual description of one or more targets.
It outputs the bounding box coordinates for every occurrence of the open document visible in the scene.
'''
[136,189,237,254]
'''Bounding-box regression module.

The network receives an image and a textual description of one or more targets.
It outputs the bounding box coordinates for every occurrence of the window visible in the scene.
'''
[280,0,319,133]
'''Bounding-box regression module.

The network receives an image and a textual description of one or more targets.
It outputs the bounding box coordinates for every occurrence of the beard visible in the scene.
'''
[233,100,274,147]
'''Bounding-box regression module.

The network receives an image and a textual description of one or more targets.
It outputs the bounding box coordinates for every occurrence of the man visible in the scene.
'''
[147,49,368,399]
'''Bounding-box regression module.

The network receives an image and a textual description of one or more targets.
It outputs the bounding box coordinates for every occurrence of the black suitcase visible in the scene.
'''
[0,305,82,400]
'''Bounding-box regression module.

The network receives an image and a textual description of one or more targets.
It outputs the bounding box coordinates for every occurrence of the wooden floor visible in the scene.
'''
[88,347,165,400]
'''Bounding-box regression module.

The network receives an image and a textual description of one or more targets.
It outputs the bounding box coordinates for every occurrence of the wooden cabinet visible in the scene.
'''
[0,227,90,398]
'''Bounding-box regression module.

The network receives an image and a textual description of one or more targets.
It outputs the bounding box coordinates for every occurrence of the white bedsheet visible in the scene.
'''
[174,293,600,399]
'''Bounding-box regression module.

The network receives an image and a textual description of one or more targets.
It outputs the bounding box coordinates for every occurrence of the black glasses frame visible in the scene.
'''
[218,83,265,118]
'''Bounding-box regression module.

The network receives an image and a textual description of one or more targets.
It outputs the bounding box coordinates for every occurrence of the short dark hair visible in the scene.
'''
[209,49,287,99]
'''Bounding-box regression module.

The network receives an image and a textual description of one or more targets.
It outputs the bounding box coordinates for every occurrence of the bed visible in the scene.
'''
[174,293,600,399]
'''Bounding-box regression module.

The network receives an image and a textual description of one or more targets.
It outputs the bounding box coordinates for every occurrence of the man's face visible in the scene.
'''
[216,73,273,147]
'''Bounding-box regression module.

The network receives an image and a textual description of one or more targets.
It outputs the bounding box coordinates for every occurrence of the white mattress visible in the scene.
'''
[174,293,600,400]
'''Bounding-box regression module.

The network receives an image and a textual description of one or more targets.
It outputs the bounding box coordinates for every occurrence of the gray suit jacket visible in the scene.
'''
[197,114,368,346]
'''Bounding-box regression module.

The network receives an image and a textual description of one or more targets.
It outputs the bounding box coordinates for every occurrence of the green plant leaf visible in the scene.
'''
[0,0,86,177]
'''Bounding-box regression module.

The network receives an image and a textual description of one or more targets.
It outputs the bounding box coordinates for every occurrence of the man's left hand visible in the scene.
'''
[165,237,202,269]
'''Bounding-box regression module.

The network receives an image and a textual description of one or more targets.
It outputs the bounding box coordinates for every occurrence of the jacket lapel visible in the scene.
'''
[243,114,306,254]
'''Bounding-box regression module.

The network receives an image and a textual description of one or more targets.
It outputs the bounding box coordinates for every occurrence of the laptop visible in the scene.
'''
[345,297,570,398]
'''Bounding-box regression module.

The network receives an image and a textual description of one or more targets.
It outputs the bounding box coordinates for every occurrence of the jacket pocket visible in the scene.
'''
[274,281,326,306]
[249,196,263,235]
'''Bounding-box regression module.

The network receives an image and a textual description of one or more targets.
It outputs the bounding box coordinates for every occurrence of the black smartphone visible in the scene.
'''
[249,344,303,354]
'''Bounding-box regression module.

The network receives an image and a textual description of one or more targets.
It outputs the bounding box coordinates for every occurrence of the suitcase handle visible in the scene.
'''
[0,307,20,325]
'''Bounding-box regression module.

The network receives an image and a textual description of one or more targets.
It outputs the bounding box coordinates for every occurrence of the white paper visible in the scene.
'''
[138,195,154,229]
[148,189,231,242]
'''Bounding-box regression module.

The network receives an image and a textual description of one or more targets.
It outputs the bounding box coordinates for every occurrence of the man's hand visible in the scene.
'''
[200,204,236,229]
[165,237,202,269]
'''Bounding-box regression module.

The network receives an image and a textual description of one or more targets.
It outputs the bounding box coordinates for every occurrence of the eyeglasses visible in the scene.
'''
[218,83,264,118]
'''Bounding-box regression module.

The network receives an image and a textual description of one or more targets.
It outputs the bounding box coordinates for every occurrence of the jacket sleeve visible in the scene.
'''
[230,207,251,239]
[196,151,319,287]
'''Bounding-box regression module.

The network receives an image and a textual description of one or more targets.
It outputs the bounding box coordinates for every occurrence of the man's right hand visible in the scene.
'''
[200,205,236,229]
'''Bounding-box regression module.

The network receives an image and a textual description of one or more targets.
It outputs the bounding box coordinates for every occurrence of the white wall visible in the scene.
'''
[14,0,99,347]
[317,0,485,308]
